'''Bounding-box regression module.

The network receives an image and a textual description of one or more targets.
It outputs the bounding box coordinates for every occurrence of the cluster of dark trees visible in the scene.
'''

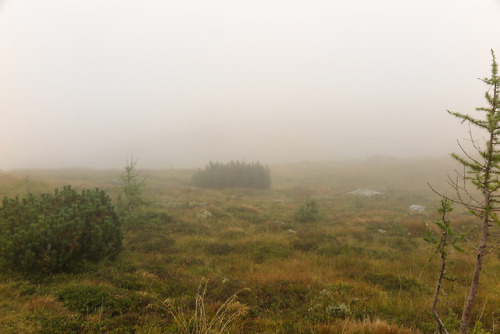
[192,161,271,189]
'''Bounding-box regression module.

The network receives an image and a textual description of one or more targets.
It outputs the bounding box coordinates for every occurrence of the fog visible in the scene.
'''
[1,0,499,170]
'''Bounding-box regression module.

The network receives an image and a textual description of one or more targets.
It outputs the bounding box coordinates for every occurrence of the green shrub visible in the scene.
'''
[294,199,320,223]
[192,161,271,189]
[291,239,319,252]
[58,283,149,315]
[252,242,291,263]
[39,313,147,333]
[122,209,173,230]
[205,242,234,256]
[254,281,309,311]
[362,272,422,292]
[0,186,122,273]
[225,205,265,223]
[39,315,83,334]
[307,283,354,322]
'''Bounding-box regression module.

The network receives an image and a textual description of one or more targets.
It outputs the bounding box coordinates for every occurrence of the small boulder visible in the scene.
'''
[196,210,212,219]
[348,189,384,197]
[409,205,426,213]
[186,200,207,208]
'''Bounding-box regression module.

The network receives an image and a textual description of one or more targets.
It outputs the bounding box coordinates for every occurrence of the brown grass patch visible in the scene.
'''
[78,279,115,287]
[26,295,68,316]
[246,257,319,285]
[353,216,385,225]
[404,218,427,236]
[312,318,422,334]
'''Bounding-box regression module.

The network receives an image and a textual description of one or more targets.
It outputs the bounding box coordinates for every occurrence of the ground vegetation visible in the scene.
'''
[0,158,498,332]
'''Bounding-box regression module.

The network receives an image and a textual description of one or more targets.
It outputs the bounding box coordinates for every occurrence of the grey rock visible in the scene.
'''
[196,210,212,219]
[347,189,383,197]
[409,204,426,213]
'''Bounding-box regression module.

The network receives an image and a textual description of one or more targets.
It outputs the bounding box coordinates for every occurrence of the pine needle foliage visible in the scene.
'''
[294,198,320,223]
[192,161,271,189]
[0,186,122,273]
[119,155,146,211]
[433,50,500,334]
[424,200,464,334]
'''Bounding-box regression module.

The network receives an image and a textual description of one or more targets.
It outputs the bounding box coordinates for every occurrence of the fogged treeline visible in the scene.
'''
[192,161,271,189]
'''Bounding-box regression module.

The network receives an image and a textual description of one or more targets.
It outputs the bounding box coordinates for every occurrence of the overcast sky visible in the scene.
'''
[1,1,499,169]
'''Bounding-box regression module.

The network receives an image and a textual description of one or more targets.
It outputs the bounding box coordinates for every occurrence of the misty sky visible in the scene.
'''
[1,1,500,169]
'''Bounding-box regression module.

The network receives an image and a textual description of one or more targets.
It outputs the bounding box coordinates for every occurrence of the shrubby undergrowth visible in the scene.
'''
[192,161,271,189]
[294,199,320,223]
[0,186,122,273]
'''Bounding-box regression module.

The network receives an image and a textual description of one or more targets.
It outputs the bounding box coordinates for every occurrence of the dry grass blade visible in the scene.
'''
[156,279,249,334]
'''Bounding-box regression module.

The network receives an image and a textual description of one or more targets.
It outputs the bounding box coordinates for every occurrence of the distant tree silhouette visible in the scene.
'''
[192,161,271,189]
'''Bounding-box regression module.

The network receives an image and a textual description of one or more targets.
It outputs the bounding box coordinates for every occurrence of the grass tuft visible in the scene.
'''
[155,279,249,334]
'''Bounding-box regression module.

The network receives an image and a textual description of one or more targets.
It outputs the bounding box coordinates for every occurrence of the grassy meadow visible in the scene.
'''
[1,157,500,333]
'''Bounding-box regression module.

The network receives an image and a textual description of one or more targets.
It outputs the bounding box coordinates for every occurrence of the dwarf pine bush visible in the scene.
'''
[0,186,122,273]
[295,199,320,223]
[192,161,271,189]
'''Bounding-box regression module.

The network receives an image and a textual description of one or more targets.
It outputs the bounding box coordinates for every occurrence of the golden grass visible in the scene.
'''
[352,216,385,225]
[0,280,41,333]
[404,217,428,236]
[312,318,422,334]
[3,158,500,332]
[25,295,68,316]
[246,257,320,286]
[77,278,115,287]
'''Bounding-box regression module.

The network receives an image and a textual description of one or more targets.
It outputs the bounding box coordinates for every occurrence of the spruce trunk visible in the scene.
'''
[459,212,489,334]
[459,130,495,334]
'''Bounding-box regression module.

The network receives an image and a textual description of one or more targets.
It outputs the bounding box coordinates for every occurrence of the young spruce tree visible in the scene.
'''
[424,200,463,334]
[434,50,500,334]
[120,154,146,212]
